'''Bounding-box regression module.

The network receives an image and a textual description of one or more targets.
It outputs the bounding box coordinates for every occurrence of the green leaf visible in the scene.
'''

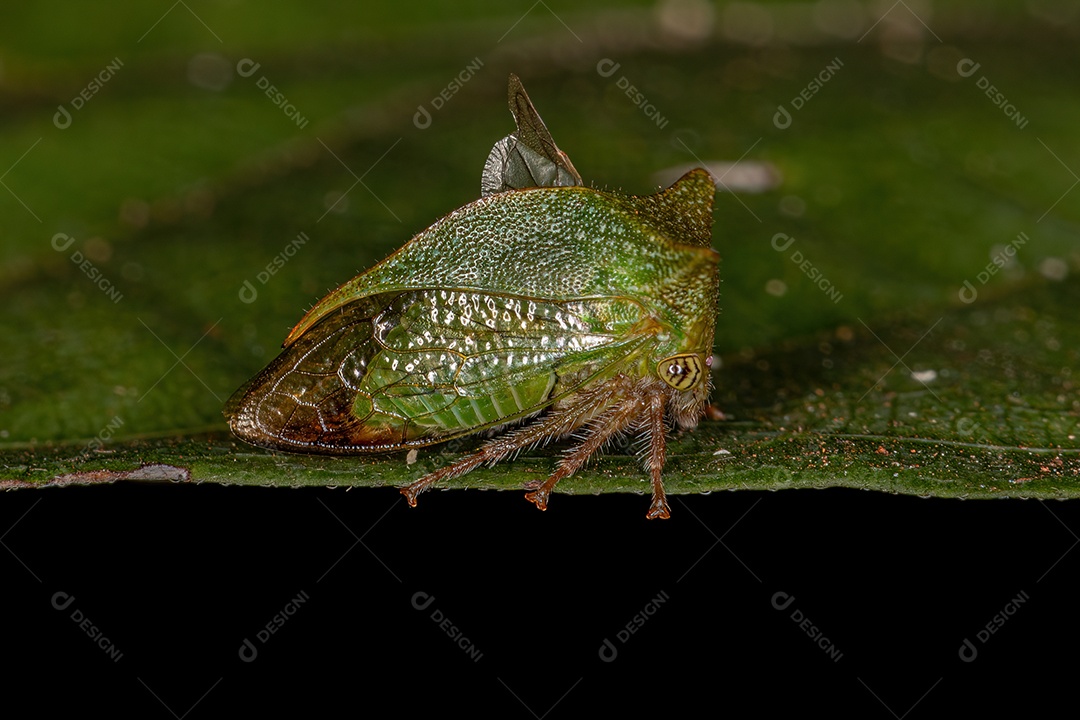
[5,274,1077,498]
[2,3,1078,504]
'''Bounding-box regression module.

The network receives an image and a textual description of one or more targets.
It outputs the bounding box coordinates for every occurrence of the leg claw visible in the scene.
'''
[524,488,550,511]
[646,497,671,520]
[400,484,421,508]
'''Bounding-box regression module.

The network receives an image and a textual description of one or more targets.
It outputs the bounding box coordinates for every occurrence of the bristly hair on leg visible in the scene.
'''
[524,389,644,511]
[400,374,635,506]
[641,384,671,519]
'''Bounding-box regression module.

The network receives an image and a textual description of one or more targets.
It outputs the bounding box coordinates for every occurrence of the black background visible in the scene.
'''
[3,480,1074,715]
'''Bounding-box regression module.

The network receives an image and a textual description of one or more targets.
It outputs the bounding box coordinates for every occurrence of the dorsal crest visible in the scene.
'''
[625,168,715,248]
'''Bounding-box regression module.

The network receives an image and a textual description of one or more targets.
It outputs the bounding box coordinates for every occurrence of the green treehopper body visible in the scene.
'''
[225,75,720,518]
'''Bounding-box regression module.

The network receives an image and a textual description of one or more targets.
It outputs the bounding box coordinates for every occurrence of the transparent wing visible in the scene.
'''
[225,289,650,454]
[481,74,582,196]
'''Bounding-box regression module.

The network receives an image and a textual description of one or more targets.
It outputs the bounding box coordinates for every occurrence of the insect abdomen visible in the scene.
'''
[373,370,557,434]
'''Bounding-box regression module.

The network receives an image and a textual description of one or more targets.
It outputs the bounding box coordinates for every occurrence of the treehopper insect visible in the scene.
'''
[225,74,720,518]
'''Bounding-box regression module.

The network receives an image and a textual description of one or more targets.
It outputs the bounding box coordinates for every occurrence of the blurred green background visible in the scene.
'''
[1,0,1077,493]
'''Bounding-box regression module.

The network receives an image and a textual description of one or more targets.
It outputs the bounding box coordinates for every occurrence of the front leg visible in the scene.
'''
[643,388,671,519]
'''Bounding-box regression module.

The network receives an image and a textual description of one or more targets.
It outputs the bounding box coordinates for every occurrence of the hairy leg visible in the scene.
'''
[524,392,643,511]
[400,376,633,507]
[643,388,671,519]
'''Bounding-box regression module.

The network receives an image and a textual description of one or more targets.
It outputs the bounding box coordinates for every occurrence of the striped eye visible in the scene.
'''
[658,354,703,390]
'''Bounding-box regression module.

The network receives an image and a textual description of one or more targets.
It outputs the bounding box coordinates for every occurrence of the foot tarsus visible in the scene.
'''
[646,494,671,520]
[400,482,423,508]
[525,486,550,510]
